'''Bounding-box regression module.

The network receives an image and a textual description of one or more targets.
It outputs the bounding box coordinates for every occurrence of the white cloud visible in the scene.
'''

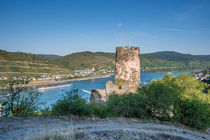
[117,23,123,28]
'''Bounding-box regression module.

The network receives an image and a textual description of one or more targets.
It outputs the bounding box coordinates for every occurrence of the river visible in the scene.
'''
[38,70,201,107]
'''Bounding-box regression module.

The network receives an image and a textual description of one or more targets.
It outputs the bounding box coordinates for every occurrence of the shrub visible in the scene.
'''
[138,78,177,121]
[107,74,210,129]
[51,88,112,118]
[177,99,210,129]
[107,93,149,118]
[167,74,210,128]
[107,77,177,120]
[51,88,91,116]
[89,103,111,118]
[0,79,41,116]
[34,107,52,116]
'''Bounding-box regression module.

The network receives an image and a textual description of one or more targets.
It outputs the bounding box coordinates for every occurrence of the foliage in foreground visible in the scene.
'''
[51,88,90,116]
[1,74,209,129]
[0,79,41,116]
[51,88,111,118]
[51,74,210,129]
[107,74,210,129]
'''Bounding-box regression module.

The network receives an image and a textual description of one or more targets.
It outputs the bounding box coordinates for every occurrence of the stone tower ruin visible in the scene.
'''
[90,46,140,103]
[115,46,140,93]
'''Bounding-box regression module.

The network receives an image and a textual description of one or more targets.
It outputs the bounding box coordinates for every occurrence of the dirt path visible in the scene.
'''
[0,117,209,140]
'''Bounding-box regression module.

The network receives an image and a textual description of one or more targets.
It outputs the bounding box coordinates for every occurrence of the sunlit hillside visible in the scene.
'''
[0,50,70,78]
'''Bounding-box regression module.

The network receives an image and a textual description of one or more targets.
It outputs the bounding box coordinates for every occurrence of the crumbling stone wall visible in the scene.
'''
[90,89,107,104]
[90,46,140,103]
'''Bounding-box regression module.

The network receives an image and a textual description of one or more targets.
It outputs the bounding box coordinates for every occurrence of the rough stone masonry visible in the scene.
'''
[90,46,140,103]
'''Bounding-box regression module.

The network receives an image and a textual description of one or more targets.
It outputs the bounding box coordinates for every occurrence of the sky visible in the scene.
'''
[0,0,210,55]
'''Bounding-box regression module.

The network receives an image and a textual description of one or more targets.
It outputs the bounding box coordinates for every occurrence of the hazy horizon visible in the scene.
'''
[1,48,210,57]
[1,0,210,55]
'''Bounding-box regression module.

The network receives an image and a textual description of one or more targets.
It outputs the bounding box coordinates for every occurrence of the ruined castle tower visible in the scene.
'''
[114,46,140,93]
[90,46,140,103]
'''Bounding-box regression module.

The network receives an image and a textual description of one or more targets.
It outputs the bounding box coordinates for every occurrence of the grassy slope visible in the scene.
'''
[0,50,70,77]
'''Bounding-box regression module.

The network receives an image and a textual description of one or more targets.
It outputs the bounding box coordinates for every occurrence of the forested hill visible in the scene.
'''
[35,54,62,60]
[50,51,210,71]
[141,51,210,71]
[0,50,70,77]
[143,51,210,63]
[56,51,115,70]
[1,50,209,77]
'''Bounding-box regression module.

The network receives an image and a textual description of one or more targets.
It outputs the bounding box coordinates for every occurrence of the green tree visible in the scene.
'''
[0,79,41,116]
[138,77,177,120]
[107,93,148,118]
[51,88,91,116]
[107,74,210,129]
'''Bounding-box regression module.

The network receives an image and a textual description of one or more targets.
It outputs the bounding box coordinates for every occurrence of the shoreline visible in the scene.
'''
[27,73,114,88]
[141,69,202,73]
[28,69,201,88]
[0,69,202,89]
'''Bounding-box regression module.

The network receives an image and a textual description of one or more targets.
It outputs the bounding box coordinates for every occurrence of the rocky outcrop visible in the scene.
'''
[0,117,209,140]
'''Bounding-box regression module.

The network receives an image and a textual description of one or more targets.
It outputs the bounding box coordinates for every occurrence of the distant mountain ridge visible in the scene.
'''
[141,51,210,71]
[35,54,62,60]
[143,51,204,63]
[37,51,210,72]
[1,50,210,78]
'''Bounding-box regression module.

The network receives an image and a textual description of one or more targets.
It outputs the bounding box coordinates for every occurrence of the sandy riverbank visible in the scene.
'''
[27,73,114,88]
